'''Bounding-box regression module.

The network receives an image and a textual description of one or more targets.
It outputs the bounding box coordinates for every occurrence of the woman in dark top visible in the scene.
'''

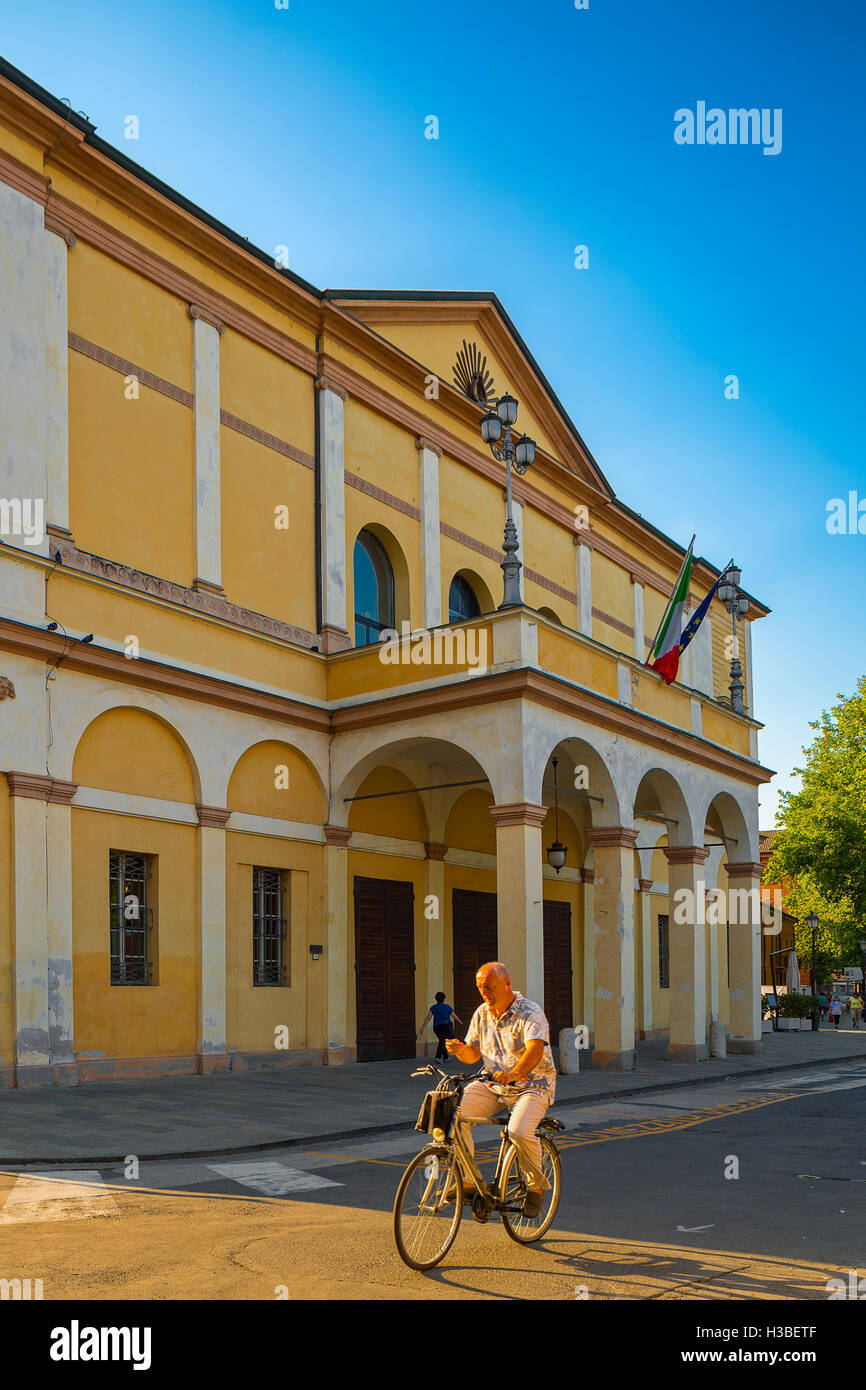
[418,992,465,1061]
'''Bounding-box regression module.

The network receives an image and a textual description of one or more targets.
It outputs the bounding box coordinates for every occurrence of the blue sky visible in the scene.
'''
[3,0,864,822]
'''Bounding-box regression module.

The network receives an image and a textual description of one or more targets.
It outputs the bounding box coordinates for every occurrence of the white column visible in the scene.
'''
[47,801,75,1065]
[6,773,77,1080]
[490,804,547,1005]
[10,792,50,1074]
[724,860,764,1054]
[197,807,229,1066]
[190,307,223,592]
[575,540,592,636]
[743,618,754,717]
[704,844,726,1022]
[0,182,51,558]
[317,379,349,649]
[582,866,595,1039]
[45,231,71,538]
[664,846,710,1062]
[425,844,447,1056]
[324,826,352,1059]
[416,437,442,628]
[632,579,645,661]
[513,498,525,604]
[691,612,714,697]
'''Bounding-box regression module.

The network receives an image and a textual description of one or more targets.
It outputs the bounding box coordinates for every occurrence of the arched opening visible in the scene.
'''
[447,568,494,623]
[353,528,394,646]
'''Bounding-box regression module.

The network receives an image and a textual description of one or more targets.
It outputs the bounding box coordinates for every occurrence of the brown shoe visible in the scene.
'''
[443,1180,470,1203]
[522,1189,544,1218]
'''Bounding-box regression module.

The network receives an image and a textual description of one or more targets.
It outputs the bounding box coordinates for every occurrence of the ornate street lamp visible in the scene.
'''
[806,910,819,1031]
[717,562,750,715]
[480,392,536,608]
[546,758,567,873]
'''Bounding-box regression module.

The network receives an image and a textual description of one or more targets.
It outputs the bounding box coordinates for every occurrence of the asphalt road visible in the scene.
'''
[1,1061,864,1301]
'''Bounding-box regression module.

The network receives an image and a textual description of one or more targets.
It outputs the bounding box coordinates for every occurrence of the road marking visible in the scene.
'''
[206,1161,343,1195]
[676,1223,716,1232]
[0,1170,118,1223]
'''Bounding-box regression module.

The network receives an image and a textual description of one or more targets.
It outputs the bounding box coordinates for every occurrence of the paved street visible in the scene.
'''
[2,1059,864,1301]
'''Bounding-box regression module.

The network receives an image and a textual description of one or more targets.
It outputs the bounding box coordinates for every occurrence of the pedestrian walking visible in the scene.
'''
[850,994,863,1030]
[418,992,464,1061]
[817,991,828,1022]
[830,995,842,1029]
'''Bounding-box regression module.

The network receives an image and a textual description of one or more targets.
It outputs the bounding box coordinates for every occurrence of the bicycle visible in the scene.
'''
[393,1062,564,1271]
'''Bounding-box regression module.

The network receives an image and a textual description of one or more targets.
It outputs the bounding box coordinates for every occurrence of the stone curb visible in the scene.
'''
[5,1048,864,1168]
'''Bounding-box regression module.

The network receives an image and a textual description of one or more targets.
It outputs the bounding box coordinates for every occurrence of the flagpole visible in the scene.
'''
[648,534,695,657]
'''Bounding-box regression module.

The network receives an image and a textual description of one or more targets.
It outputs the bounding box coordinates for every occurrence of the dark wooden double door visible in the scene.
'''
[354,876,416,1062]
[451,889,574,1042]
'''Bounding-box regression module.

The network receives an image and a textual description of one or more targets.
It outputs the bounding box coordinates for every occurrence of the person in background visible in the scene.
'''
[830,994,843,1029]
[816,990,828,1022]
[850,993,863,1030]
[417,992,464,1061]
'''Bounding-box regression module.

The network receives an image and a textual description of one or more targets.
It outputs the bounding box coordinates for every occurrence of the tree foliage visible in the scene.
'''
[767,676,866,975]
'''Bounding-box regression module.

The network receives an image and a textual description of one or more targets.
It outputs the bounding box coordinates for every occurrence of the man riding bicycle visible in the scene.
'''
[445,960,556,1217]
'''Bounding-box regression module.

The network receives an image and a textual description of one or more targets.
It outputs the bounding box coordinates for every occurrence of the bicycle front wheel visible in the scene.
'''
[393,1146,463,1271]
[499,1134,561,1244]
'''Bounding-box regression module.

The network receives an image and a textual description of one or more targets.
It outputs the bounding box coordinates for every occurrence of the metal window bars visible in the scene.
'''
[109,850,153,985]
[253,867,287,986]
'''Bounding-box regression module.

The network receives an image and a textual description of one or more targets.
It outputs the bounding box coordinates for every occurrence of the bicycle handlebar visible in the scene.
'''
[410,1063,522,1091]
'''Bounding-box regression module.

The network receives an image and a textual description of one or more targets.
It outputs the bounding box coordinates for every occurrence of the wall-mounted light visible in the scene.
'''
[309,944,323,960]
[546,757,567,874]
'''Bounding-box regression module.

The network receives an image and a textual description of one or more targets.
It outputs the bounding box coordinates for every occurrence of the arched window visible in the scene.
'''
[448,574,481,624]
[354,529,394,646]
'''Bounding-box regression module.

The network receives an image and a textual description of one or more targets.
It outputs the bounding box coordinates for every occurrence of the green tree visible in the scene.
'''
[767,676,866,980]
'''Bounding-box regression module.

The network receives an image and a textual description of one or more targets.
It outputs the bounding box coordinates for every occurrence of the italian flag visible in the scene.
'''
[646,538,694,685]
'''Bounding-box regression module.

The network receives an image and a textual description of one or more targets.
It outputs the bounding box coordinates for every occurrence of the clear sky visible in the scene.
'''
[2,0,863,823]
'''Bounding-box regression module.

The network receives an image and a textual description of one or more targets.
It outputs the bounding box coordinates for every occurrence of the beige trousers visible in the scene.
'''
[456,1081,552,1191]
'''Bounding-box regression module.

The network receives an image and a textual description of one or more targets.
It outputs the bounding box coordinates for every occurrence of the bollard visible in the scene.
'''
[558,1027,580,1074]
[710,1019,727,1058]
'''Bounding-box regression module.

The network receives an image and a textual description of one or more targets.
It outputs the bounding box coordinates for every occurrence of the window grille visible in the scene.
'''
[253,867,288,986]
[110,851,153,985]
[658,914,670,990]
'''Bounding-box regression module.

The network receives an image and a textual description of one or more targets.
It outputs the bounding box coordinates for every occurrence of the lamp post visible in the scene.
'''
[717,563,750,715]
[480,392,536,609]
[546,758,567,874]
[806,911,819,1030]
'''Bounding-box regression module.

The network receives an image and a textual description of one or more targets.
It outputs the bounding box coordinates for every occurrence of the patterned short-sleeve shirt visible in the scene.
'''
[465,992,557,1099]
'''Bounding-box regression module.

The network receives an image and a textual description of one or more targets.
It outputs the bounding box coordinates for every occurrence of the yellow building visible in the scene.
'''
[0,59,772,1087]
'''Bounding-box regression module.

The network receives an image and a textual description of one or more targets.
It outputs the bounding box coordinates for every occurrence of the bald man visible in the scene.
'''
[446,961,556,1217]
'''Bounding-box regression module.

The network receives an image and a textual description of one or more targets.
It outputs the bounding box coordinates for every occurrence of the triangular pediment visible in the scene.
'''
[326,292,612,496]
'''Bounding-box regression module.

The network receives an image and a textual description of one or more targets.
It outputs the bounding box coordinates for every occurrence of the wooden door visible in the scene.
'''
[451,888,498,1032]
[543,900,574,1042]
[354,877,416,1061]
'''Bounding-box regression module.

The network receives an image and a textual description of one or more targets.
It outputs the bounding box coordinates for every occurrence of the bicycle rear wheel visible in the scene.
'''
[499,1134,561,1244]
[393,1146,463,1271]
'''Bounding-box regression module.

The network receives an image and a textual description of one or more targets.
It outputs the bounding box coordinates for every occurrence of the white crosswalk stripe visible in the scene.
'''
[206,1161,343,1195]
[0,1170,118,1223]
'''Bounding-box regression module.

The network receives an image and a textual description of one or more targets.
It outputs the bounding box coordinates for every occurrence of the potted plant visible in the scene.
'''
[777,993,814,1030]
[761,995,774,1033]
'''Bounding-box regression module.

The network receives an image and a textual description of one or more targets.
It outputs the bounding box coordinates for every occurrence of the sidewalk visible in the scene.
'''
[2,1026,865,1165]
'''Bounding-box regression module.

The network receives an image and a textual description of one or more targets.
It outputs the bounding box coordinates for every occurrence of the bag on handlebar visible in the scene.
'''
[415,1088,459,1137]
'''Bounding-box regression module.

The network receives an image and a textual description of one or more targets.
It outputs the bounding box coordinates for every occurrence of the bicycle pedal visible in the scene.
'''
[471,1194,491,1223]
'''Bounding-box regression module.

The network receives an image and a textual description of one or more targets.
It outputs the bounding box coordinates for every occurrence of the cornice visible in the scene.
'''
[44,192,318,376]
[724,860,764,879]
[587,826,641,849]
[196,804,231,828]
[488,802,549,830]
[323,824,353,846]
[663,845,711,865]
[0,618,330,732]
[6,771,78,804]
[0,85,769,616]
[52,539,318,649]
[330,665,772,787]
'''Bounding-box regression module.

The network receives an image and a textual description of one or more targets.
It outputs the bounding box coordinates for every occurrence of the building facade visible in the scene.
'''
[0,59,772,1087]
